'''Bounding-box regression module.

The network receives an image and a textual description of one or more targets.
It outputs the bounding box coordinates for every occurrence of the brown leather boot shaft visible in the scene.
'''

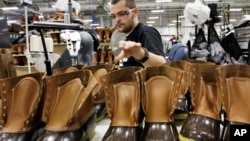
[0,73,45,133]
[84,64,115,103]
[164,61,191,98]
[42,70,98,132]
[216,64,250,124]
[100,67,142,141]
[180,64,221,141]
[139,65,183,122]
[163,61,191,111]
[95,28,104,42]
[138,66,182,141]
[190,64,221,120]
[101,66,142,126]
[53,64,85,75]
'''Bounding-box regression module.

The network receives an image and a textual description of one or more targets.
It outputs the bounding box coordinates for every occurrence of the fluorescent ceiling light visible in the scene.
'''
[83,19,93,22]
[151,10,165,13]
[243,15,250,18]
[91,23,100,26]
[230,8,242,12]
[229,19,236,22]
[168,23,175,26]
[146,21,155,24]
[148,16,159,19]
[178,15,185,19]
[155,0,172,2]
[1,7,18,10]
[204,0,220,1]
[172,20,181,23]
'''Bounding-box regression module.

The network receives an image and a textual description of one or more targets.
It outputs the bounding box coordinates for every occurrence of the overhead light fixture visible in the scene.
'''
[148,16,159,19]
[204,0,220,2]
[243,15,250,18]
[151,10,165,13]
[229,19,236,22]
[168,23,175,26]
[146,21,155,24]
[83,19,93,22]
[155,0,172,2]
[178,15,185,19]
[230,8,242,12]
[91,23,100,27]
[1,7,18,11]
[172,20,181,23]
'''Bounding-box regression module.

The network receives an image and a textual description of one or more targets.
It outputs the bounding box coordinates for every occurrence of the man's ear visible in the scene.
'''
[134,7,139,16]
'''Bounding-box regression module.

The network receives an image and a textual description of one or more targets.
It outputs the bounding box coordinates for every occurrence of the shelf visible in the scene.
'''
[100,43,110,47]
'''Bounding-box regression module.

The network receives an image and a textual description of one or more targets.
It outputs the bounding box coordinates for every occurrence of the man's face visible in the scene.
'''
[109,0,135,34]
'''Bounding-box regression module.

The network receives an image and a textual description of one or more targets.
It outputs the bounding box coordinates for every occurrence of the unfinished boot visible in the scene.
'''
[37,70,98,141]
[138,65,183,141]
[163,61,192,117]
[104,27,111,42]
[216,64,250,141]
[53,65,85,75]
[95,28,104,43]
[84,64,115,122]
[100,66,143,141]
[100,50,107,64]
[180,64,221,141]
[0,72,45,141]
[107,50,113,64]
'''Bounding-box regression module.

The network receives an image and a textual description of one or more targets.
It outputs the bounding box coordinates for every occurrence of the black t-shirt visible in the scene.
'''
[122,23,165,67]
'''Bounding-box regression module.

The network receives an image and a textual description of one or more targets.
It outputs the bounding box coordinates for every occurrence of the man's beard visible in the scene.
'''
[117,15,134,34]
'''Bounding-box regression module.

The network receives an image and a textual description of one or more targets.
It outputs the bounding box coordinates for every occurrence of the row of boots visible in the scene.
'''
[100,60,250,141]
[0,63,115,141]
[93,49,114,65]
[95,27,115,43]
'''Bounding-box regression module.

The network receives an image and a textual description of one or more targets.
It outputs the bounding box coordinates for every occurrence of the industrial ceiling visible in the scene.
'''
[1,0,250,28]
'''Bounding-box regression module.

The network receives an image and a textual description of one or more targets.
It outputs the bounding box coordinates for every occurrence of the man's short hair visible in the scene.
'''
[110,0,136,9]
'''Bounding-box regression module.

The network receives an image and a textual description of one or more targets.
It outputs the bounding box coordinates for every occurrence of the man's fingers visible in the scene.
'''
[114,50,125,62]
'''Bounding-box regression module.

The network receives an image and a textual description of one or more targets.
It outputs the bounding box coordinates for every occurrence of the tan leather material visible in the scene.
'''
[100,66,142,125]
[100,50,107,64]
[52,65,85,75]
[91,69,108,103]
[144,76,174,122]
[163,61,192,98]
[0,72,45,133]
[190,64,221,120]
[84,64,115,103]
[185,59,215,65]
[226,77,250,123]
[138,66,183,122]
[216,64,250,124]
[42,70,98,131]
[95,28,104,42]
[111,82,140,126]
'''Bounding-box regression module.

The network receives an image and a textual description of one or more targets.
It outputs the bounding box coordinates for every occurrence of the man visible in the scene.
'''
[110,0,166,67]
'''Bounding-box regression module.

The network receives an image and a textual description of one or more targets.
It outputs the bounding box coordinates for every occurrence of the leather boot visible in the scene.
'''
[104,27,111,42]
[138,65,183,141]
[95,28,104,43]
[37,70,98,141]
[0,72,45,141]
[216,64,250,141]
[107,50,113,64]
[180,64,221,141]
[100,50,107,64]
[100,66,143,141]
[53,65,85,75]
[163,60,192,119]
[84,64,115,122]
